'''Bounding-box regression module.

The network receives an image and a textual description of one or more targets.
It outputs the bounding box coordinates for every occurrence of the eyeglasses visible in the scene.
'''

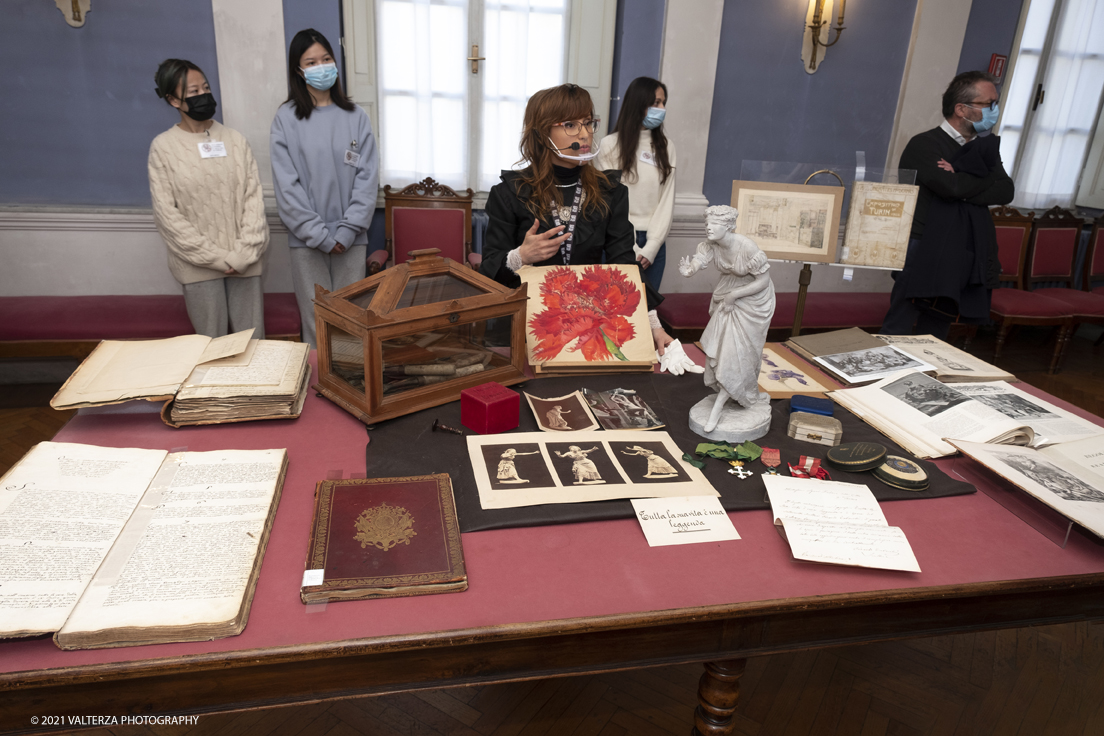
[553,119,600,136]
[965,100,998,111]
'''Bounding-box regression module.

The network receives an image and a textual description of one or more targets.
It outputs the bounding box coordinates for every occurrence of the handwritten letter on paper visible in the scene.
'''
[762,475,920,572]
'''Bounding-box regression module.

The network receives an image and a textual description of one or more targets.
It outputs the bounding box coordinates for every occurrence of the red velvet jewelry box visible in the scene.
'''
[461,382,520,434]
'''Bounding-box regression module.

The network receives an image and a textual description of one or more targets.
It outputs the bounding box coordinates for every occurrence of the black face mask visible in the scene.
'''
[181,93,217,121]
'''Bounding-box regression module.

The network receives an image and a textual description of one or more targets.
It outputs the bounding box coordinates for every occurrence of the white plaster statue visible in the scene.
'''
[678,205,776,441]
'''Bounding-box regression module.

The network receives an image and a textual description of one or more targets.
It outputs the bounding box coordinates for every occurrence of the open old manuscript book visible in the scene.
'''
[50,330,310,427]
[0,442,287,649]
[830,371,1034,459]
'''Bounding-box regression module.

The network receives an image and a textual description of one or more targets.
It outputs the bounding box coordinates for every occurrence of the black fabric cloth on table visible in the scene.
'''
[363,373,976,533]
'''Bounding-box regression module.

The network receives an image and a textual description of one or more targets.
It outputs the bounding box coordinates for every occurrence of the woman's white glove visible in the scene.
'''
[657,339,704,376]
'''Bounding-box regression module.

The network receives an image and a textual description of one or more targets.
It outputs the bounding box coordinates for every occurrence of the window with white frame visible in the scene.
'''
[997,0,1104,209]
[341,0,616,195]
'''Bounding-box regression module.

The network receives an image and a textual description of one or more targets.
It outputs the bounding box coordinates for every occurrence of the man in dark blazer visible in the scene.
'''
[881,71,1015,338]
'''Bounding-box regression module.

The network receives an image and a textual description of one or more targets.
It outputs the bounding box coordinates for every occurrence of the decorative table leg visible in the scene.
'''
[692,658,747,736]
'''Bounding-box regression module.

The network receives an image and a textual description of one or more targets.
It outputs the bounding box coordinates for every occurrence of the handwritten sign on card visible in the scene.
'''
[630,496,740,547]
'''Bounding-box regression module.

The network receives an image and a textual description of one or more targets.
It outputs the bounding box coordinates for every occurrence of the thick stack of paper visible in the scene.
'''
[830,371,1034,459]
[50,330,311,428]
[876,334,1015,383]
[763,475,920,572]
[167,340,311,426]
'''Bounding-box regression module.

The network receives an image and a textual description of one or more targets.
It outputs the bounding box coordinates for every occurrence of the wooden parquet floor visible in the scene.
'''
[3,325,1103,736]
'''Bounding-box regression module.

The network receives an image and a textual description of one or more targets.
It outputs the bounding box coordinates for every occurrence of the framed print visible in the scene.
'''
[516,264,655,373]
[730,180,845,263]
[841,181,919,269]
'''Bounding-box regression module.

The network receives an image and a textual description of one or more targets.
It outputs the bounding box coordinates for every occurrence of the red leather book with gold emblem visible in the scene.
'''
[301,474,467,603]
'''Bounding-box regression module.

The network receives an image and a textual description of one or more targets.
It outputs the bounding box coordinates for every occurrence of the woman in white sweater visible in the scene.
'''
[148,59,269,338]
[595,77,676,291]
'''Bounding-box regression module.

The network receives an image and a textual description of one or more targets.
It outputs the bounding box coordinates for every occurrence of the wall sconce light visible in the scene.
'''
[54,0,90,28]
[802,0,846,74]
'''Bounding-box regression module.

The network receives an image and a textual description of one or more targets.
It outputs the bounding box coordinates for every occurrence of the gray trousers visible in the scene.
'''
[290,245,367,348]
[183,276,265,339]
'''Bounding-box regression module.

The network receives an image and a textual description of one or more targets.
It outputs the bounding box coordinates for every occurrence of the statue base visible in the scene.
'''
[689,393,772,443]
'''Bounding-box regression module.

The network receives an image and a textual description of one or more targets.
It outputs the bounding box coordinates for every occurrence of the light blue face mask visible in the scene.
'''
[643,106,666,129]
[302,63,338,91]
[971,102,999,133]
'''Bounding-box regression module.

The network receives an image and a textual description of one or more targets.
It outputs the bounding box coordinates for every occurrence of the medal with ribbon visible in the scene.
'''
[760,447,780,475]
[788,455,831,480]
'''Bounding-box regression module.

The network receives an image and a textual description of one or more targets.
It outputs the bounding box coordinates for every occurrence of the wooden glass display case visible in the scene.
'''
[313,249,528,425]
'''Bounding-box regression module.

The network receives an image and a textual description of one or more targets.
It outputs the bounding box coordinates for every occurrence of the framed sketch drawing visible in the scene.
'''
[516,264,655,373]
[466,430,718,509]
[841,182,919,269]
[730,180,845,263]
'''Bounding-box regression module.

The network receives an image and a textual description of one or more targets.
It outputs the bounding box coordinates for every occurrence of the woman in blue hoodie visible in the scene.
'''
[271,28,379,348]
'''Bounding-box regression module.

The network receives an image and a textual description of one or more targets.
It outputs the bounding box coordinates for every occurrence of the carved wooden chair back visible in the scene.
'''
[1026,205,1083,290]
[380,178,475,273]
[990,205,1035,290]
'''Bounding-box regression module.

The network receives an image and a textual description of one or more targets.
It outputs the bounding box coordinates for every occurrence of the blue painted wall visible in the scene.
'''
[281,1,345,78]
[0,0,221,206]
[608,0,666,127]
[702,0,918,207]
[957,0,1023,78]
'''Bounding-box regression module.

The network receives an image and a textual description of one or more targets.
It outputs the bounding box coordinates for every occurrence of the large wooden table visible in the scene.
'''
[3,356,1104,735]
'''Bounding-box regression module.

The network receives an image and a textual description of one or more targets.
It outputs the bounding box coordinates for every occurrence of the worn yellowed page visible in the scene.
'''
[51,335,211,409]
[0,442,167,637]
[197,328,254,364]
[55,448,286,649]
[198,340,293,386]
[177,342,308,398]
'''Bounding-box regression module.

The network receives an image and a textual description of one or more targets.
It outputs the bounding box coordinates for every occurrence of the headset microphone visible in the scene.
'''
[546,137,599,162]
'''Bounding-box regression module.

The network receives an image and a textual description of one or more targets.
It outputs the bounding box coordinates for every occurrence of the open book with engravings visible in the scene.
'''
[785,328,935,386]
[49,329,310,428]
[875,334,1015,383]
[301,474,467,603]
[950,435,1104,540]
[0,442,287,649]
[829,371,1034,459]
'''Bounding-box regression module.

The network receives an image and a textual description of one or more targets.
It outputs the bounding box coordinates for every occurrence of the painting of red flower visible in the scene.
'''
[529,265,642,362]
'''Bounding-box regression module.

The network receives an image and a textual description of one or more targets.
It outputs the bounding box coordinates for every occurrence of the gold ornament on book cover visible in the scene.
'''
[354,503,417,551]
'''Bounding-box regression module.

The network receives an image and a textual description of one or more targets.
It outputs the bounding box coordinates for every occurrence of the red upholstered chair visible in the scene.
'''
[987,206,1074,374]
[1083,213,1104,294]
[1027,207,1104,345]
[371,178,477,274]
[1083,214,1104,345]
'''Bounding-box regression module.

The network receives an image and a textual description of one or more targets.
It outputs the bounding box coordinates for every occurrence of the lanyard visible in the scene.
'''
[550,182,583,265]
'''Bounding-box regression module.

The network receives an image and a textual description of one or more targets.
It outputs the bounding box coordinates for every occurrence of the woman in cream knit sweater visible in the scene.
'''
[595,76,676,291]
[148,59,269,338]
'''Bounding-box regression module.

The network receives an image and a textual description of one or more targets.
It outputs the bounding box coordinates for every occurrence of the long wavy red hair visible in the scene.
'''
[517,84,610,221]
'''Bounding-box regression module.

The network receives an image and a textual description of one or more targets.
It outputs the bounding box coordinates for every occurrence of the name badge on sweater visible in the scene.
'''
[198,141,227,159]
[344,150,360,167]
[639,150,656,166]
